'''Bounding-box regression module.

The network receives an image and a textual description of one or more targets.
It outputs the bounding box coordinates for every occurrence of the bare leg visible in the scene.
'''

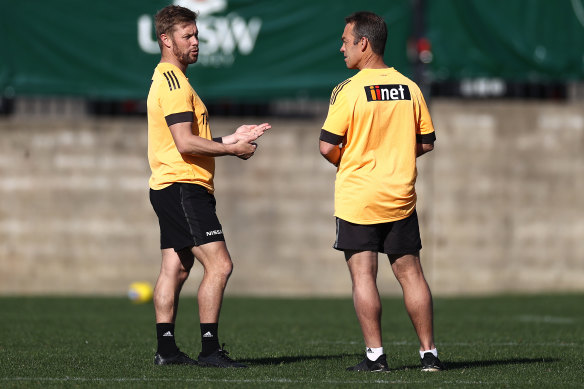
[390,253,435,351]
[191,241,233,323]
[346,250,382,348]
[154,248,194,323]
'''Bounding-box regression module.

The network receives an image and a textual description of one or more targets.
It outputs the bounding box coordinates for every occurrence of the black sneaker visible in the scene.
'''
[346,354,390,372]
[154,350,198,366]
[197,345,247,368]
[420,352,445,371]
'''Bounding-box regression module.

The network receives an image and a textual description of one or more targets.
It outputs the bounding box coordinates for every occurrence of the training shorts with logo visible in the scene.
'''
[150,183,225,251]
[334,210,422,255]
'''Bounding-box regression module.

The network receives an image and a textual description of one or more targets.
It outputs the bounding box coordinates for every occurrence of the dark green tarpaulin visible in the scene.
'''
[427,0,584,82]
[0,0,411,100]
[1,0,583,100]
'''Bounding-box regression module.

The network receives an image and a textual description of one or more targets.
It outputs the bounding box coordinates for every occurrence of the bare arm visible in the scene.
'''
[218,123,271,145]
[319,129,344,167]
[416,142,434,157]
[319,140,342,167]
[169,121,257,159]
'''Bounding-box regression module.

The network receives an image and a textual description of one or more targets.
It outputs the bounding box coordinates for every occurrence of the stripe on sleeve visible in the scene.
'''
[170,71,181,89]
[162,72,173,91]
[416,132,436,144]
[165,111,193,126]
[165,72,177,90]
[330,79,351,105]
[319,129,343,145]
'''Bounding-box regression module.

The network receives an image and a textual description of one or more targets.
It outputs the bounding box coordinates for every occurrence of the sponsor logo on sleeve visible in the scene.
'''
[206,229,223,236]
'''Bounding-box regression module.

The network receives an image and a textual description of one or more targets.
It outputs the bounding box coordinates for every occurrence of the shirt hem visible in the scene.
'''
[149,180,214,193]
[334,209,414,225]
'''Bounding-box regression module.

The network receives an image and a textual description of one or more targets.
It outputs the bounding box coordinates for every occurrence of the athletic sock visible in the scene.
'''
[366,346,384,361]
[200,323,220,356]
[419,348,438,359]
[156,323,179,357]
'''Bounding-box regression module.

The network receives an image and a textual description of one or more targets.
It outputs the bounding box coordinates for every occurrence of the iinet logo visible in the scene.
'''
[365,84,411,101]
[206,229,223,236]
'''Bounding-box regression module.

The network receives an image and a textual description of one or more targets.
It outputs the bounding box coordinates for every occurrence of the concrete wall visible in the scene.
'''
[1,100,583,296]
[428,101,584,294]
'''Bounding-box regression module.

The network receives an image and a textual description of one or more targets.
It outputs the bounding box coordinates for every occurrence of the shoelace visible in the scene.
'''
[217,344,235,361]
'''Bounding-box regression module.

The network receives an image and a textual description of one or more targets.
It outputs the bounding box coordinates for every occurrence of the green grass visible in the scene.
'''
[0,294,582,388]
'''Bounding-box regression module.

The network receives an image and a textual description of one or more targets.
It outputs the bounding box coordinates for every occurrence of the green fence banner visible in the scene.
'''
[1,0,583,100]
[427,0,584,82]
[0,0,411,100]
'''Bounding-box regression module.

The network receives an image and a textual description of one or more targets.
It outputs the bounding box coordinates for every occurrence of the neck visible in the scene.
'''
[160,52,187,74]
[358,52,388,70]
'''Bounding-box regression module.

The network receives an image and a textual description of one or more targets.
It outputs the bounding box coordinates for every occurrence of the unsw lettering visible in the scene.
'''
[364,84,411,101]
[206,229,223,236]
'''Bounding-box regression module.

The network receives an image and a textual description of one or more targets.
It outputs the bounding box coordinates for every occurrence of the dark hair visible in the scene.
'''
[345,11,387,55]
[155,5,198,49]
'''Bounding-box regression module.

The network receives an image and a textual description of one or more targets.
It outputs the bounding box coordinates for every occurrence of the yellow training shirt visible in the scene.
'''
[147,62,215,192]
[322,68,435,224]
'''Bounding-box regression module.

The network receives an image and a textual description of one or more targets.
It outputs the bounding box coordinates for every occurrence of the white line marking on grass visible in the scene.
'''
[306,340,581,347]
[445,341,578,347]
[309,340,578,347]
[0,377,520,386]
[308,340,361,345]
[516,315,576,324]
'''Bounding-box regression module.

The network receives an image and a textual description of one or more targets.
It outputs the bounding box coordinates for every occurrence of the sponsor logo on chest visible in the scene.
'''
[364,84,411,101]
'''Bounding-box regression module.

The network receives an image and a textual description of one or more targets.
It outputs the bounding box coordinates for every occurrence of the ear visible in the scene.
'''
[360,37,368,53]
[160,33,172,49]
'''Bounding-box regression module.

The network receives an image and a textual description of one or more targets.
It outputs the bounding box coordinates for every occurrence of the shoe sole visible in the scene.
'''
[198,361,247,368]
[154,360,198,366]
[346,367,390,372]
[154,358,198,366]
[154,359,199,366]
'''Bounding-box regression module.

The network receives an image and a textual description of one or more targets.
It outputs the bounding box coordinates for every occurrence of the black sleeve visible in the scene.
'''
[319,129,343,145]
[416,132,436,144]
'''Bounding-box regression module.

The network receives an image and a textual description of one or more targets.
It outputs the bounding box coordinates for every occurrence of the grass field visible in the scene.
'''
[0,294,582,388]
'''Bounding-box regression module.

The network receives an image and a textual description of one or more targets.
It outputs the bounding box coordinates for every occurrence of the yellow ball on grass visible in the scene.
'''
[128,282,153,303]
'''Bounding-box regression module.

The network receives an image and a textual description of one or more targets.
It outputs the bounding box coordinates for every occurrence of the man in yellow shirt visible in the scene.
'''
[147,5,270,367]
[319,11,443,372]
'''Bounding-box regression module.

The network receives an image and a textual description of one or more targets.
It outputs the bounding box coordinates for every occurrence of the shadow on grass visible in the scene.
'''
[398,357,559,371]
[243,354,559,369]
[241,353,360,366]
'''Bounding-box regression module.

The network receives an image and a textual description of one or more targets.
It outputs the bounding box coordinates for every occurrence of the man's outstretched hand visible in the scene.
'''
[234,122,271,143]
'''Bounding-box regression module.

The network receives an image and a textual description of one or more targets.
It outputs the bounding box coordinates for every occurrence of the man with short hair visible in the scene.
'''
[147,5,270,367]
[319,11,444,372]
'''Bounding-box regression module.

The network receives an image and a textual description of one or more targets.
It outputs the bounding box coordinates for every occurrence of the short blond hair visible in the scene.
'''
[154,5,198,49]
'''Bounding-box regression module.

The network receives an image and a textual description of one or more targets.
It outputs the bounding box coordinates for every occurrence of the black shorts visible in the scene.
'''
[334,210,422,255]
[150,183,225,251]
